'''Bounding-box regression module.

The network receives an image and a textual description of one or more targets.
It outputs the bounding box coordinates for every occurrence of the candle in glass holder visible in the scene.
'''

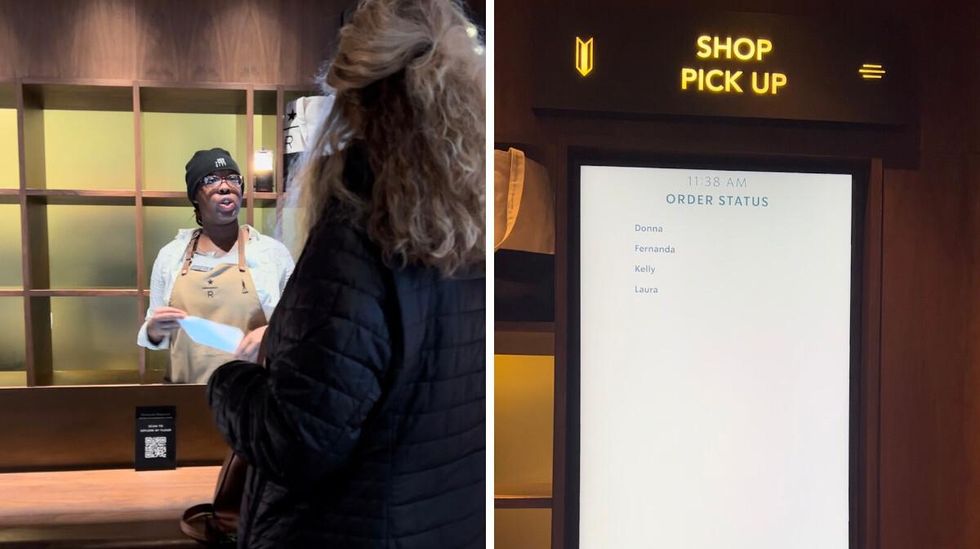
[255,149,274,192]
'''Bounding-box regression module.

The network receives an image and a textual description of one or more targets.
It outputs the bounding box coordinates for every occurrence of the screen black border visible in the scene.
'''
[564,149,869,548]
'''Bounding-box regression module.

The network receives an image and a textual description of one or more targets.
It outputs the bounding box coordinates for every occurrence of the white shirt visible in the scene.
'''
[137,225,295,350]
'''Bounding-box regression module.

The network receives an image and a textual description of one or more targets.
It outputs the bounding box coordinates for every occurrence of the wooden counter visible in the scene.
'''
[0,466,220,547]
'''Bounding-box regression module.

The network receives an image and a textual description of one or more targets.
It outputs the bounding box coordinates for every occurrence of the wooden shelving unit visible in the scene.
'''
[495,321,555,356]
[492,157,558,543]
[0,78,320,387]
[495,481,553,509]
[0,0,350,476]
[495,496,554,509]
[495,263,557,511]
[27,289,141,297]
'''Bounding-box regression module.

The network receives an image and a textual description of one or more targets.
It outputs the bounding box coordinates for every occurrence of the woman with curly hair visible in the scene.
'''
[205,0,485,547]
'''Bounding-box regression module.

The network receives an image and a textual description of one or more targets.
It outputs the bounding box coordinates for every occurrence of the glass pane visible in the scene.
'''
[495,509,551,549]
[0,204,22,288]
[142,205,197,288]
[0,298,26,387]
[51,296,140,385]
[142,113,247,191]
[144,345,170,384]
[0,108,18,188]
[253,205,278,237]
[41,110,135,189]
[495,354,554,496]
[279,202,302,254]
[256,114,277,151]
[46,205,136,289]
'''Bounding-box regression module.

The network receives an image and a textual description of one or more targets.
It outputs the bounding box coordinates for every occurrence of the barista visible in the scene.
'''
[137,148,294,383]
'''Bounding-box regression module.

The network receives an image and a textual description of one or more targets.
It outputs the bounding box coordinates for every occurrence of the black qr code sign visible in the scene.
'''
[145,436,167,459]
[135,406,176,470]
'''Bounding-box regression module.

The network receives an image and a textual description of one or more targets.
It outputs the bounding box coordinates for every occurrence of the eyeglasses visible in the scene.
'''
[201,174,244,187]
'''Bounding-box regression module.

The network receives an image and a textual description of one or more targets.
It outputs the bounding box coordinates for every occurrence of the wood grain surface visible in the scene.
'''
[0,466,220,526]
[0,384,226,471]
[0,0,346,85]
[0,466,218,547]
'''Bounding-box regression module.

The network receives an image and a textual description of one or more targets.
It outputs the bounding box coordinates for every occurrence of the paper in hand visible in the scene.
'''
[177,316,244,354]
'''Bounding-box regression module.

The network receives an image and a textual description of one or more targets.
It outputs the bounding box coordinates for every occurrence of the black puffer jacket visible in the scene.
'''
[207,213,485,548]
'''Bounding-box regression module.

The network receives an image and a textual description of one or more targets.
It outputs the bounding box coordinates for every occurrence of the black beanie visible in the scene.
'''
[185,148,241,202]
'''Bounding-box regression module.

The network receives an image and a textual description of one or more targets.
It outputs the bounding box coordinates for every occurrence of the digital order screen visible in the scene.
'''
[577,164,854,548]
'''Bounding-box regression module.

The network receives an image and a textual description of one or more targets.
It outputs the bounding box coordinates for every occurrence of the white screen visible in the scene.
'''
[579,165,852,549]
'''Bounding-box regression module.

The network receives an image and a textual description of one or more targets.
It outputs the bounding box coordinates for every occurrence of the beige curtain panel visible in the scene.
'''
[493,148,555,254]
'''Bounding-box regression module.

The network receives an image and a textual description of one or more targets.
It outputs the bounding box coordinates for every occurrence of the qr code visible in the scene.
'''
[144,437,167,459]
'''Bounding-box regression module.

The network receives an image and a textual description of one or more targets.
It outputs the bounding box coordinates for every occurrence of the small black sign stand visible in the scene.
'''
[135,406,177,471]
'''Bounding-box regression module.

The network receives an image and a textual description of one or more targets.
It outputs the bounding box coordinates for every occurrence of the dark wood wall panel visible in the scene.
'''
[494,0,536,143]
[913,10,977,157]
[275,0,345,86]
[134,0,209,82]
[967,151,980,546]
[0,3,20,79]
[135,0,311,83]
[62,0,138,80]
[6,0,137,80]
[879,156,972,549]
[0,0,348,85]
[0,385,225,471]
[876,3,978,548]
[235,2,291,83]
[0,0,487,85]
[497,0,980,547]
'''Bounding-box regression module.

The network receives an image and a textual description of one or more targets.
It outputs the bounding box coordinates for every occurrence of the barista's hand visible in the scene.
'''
[147,306,187,344]
[235,325,267,363]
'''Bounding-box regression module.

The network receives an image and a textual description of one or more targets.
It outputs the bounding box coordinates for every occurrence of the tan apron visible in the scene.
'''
[167,227,267,384]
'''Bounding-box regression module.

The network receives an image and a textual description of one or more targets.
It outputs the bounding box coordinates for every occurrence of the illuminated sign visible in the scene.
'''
[681,36,786,95]
[697,36,772,61]
[536,10,913,126]
[859,63,886,80]
[575,37,594,77]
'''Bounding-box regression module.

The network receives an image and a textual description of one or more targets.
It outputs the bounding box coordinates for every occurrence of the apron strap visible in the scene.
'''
[238,227,247,272]
[180,229,203,276]
[180,228,246,275]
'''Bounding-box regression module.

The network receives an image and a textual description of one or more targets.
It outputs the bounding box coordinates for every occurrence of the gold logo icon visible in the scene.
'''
[575,37,594,77]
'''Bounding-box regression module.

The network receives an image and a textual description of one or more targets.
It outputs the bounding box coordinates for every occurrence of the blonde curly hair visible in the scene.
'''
[288,0,485,277]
